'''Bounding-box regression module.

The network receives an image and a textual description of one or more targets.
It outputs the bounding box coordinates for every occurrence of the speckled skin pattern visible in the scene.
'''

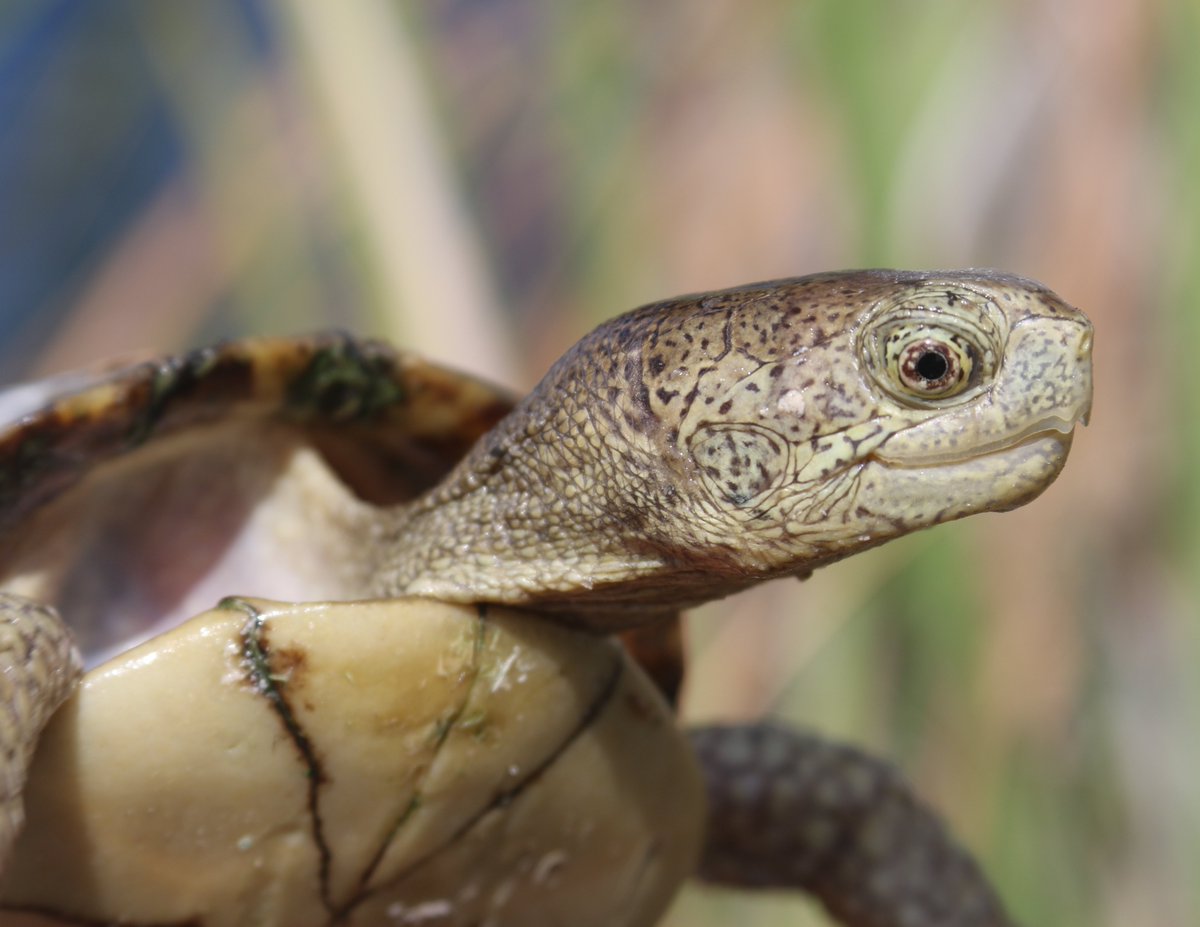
[379,270,1092,624]
[0,270,1093,927]
[0,595,80,872]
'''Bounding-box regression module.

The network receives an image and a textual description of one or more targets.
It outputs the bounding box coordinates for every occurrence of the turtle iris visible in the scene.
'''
[877,323,976,401]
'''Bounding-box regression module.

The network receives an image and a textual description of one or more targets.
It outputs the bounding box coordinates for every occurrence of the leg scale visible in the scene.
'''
[0,593,82,870]
[690,723,1018,927]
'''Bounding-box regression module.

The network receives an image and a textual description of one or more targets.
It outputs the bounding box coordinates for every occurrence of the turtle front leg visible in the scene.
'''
[690,723,1017,927]
[0,594,82,871]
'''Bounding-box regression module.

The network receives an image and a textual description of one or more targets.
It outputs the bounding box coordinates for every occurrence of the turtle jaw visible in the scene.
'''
[858,428,1074,530]
[687,426,1077,588]
[870,414,1080,470]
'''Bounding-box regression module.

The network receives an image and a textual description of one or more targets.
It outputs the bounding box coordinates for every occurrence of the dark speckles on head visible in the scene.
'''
[622,355,655,434]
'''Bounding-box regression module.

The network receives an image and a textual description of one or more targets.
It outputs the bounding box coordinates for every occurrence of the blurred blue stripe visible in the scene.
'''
[0,0,280,377]
[0,0,185,367]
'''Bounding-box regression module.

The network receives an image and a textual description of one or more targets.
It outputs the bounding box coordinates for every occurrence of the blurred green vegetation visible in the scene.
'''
[1,1,1195,925]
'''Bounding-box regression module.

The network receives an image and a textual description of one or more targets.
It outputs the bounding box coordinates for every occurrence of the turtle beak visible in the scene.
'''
[1076,324,1094,426]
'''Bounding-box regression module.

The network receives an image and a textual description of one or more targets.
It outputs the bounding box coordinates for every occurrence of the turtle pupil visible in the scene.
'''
[915,350,948,381]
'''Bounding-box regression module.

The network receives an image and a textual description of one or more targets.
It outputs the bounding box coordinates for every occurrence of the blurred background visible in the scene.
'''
[0,1,1195,924]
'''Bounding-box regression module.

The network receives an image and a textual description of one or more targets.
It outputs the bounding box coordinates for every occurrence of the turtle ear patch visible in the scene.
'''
[690,423,788,507]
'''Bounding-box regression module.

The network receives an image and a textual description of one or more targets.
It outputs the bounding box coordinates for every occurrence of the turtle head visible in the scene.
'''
[386,271,1093,621]
[622,270,1093,582]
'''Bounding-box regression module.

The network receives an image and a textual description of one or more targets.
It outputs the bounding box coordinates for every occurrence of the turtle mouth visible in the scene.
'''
[870,413,1084,469]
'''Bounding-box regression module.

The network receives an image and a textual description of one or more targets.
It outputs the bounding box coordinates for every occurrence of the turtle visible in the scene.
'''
[0,269,1093,927]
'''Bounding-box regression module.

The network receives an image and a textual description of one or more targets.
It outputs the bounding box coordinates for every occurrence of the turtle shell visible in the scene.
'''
[0,334,704,927]
[0,332,514,516]
[0,333,513,660]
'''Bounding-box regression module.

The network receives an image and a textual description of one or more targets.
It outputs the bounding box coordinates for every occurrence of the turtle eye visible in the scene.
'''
[882,325,977,401]
[859,286,1004,407]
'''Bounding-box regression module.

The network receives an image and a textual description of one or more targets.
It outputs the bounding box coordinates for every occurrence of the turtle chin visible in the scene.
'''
[845,428,1076,545]
[964,429,1075,512]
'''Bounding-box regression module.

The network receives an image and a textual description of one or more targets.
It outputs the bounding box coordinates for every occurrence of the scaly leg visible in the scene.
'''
[0,594,81,871]
[690,723,1017,927]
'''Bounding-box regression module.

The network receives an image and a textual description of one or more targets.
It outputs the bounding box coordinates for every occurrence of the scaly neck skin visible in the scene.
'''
[367,304,773,626]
